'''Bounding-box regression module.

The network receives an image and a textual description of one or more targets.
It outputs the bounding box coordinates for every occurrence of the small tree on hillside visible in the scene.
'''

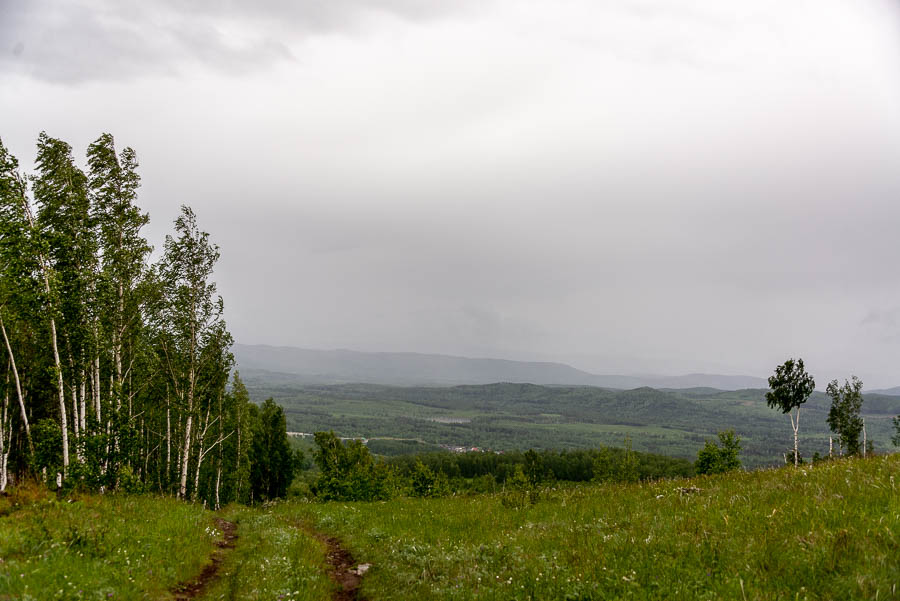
[695,430,742,475]
[825,376,864,456]
[766,358,815,467]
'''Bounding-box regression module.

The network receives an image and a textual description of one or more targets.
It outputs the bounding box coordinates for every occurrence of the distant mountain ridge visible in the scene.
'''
[233,344,770,390]
[870,386,900,397]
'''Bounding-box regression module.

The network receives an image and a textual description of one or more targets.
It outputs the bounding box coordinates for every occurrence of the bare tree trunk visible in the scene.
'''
[0,314,32,453]
[50,318,70,476]
[215,465,221,510]
[235,400,242,500]
[192,405,210,501]
[166,390,171,486]
[862,419,867,458]
[179,411,193,499]
[215,390,224,510]
[79,368,86,435]
[790,406,800,467]
[1,373,9,492]
[70,384,80,442]
[93,355,101,422]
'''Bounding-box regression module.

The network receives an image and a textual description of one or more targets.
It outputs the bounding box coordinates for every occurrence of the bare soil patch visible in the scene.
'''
[303,526,369,601]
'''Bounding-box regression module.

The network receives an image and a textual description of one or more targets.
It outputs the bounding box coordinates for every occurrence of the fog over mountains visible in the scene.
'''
[233,344,770,390]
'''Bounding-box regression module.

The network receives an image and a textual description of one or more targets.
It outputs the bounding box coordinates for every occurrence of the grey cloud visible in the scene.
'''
[0,0,476,83]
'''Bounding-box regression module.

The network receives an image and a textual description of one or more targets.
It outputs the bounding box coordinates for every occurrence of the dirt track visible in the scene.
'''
[170,517,237,600]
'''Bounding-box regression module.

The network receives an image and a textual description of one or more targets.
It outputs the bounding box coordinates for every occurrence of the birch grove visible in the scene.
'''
[0,132,261,506]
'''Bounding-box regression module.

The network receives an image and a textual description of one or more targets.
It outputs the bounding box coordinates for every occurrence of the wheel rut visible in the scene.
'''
[170,517,237,600]
[301,524,370,601]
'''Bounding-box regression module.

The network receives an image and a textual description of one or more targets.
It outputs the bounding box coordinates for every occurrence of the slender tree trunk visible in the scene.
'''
[862,420,867,458]
[235,406,242,501]
[215,390,223,509]
[179,370,195,499]
[70,384,80,442]
[79,368,86,435]
[1,374,9,492]
[166,390,171,486]
[790,406,800,467]
[93,355,101,423]
[215,465,221,510]
[50,317,70,476]
[0,314,32,453]
[193,405,211,501]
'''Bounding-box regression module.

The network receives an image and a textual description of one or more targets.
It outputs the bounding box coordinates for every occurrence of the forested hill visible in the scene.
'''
[233,343,769,390]
[243,379,900,467]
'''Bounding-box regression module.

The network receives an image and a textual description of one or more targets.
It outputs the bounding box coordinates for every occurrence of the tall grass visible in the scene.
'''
[288,454,900,600]
[0,484,217,600]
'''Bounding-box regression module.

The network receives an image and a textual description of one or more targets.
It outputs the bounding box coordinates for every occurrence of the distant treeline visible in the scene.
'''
[306,432,694,502]
[388,446,695,486]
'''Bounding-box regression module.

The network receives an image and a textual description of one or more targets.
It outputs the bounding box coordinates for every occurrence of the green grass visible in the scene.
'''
[0,485,217,600]
[285,454,900,600]
[4,454,898,600]
[201,504,332,601]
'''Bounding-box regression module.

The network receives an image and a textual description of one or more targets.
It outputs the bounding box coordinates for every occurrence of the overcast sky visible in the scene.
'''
[2,0,900,385]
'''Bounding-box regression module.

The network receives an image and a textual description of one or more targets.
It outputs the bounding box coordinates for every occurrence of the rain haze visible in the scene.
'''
[2,0,900,387]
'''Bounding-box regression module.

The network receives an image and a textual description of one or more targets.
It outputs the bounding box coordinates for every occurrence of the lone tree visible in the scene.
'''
[766,358,815,466]
[825,376,864,456]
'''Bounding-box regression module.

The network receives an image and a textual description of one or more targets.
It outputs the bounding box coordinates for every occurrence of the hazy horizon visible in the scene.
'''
[3,1,900,387]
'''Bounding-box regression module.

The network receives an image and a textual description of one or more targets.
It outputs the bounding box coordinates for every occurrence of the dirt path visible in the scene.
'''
[170,517,237,600]
[304,526,369,601]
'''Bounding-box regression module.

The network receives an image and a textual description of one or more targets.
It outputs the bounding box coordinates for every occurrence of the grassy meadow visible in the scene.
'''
[0,485,218,600]
[1,454,898,600]
[284,453,900,601]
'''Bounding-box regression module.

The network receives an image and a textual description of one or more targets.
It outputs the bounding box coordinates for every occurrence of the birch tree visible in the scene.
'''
[826,376,864,456]
[157,206,229,499]
[766,357,815,467]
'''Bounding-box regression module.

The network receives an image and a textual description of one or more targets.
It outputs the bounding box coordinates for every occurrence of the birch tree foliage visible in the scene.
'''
[88,133,151,413]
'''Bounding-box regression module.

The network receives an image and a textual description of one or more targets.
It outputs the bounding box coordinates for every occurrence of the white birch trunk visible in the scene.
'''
[1,379,9,492]
[166,391,171,484]
[0,314,32,452]
[193,405,211,501]
[79,369,86,435]
[50,318,70,476]
[790,406,800,467]
[93,355,101,423]
[862,420,867,457]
